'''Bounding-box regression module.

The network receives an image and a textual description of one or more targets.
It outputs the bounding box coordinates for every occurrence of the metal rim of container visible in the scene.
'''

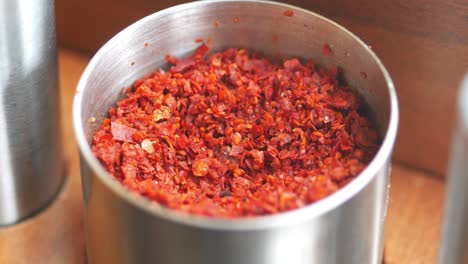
[73,0,399,230]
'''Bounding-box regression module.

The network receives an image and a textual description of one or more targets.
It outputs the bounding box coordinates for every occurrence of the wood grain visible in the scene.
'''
[0,49,444,264]
[55,0,468,176]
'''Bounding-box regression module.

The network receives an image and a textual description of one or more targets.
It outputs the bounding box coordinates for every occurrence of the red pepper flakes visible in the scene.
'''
[233,17,240,23]
[215,20,220,27]
[283,10,294,17]
[322,44,333,56]
[144,42,150,47]
[195,38,204,43]
[92,44,380,218]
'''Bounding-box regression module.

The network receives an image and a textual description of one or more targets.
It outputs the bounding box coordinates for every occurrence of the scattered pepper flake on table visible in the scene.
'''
[91,44,379,218]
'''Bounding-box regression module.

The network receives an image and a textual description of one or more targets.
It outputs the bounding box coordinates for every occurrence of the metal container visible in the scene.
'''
[0,0,64,225]
[73,1,398,263]
[439,75,468,264]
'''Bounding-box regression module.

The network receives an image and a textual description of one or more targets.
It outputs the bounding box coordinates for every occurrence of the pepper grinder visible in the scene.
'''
[439,75,468,263]
[0,0,64,225]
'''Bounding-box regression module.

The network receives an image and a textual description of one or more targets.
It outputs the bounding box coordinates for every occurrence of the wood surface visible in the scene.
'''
[0,49,446,264]
[384,165,445,264]
[55,0,468,176]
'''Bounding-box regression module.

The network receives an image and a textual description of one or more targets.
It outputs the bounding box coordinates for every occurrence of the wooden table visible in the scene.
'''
[0,49,446,264]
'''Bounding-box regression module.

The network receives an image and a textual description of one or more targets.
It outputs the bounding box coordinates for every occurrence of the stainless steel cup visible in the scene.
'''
[439,75,468,264]
[0,0,64,225]
[74,1,398,263]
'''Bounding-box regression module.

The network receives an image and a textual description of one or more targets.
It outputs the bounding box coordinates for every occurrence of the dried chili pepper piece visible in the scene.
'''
[283,10,294,17]
[170,44,209,73]
[192,158,211,177]
[111,122,136,142]
[322,44,333,56]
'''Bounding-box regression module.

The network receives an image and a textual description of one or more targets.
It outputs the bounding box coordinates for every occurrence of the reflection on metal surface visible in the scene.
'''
[439,75,468,264]
[0,0,64,225]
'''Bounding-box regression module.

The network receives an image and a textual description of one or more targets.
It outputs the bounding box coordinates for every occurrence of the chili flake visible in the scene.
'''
[322,44,333,56]
[283,10,294,17]
[91,44,380,218]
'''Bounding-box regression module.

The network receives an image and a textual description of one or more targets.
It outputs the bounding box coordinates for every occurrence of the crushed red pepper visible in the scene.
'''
[92,44,379,218]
